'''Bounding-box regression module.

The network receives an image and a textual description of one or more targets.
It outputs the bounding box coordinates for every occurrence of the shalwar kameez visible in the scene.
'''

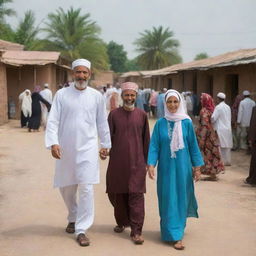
[45,59,111,238]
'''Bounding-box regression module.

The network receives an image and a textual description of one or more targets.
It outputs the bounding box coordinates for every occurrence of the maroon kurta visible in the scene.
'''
[246,106,256,184]
[106,107,150,193]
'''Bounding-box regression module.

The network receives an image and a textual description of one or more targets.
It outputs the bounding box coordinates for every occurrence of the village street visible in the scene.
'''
[0,120,256,256]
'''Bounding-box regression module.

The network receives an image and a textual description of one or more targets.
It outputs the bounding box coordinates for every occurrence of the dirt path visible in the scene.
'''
[0,120,256,256]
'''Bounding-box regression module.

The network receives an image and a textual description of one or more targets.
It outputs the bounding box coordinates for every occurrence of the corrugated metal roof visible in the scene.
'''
[120,48,256,78]
[161,48,256,74]
[0,39,24,51]
[120,71,141,77]
[1,50,60,66]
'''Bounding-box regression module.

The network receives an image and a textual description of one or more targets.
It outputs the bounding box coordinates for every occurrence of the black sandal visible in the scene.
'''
[65,222,75,233]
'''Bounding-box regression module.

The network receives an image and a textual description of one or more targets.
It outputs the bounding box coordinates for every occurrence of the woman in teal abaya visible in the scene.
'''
[147,89,203,250]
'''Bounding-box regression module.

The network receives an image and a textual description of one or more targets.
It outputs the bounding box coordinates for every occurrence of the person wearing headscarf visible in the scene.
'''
[106,82,150,245]
[45,58,111,247]
[237,90,255,150]
[231,94,244,150]
[211,92,233,166]
[28,86,51,132]
[147,89,203,250]
[18,89,32,127]
[196,93,224,180]
[40,83,53,129]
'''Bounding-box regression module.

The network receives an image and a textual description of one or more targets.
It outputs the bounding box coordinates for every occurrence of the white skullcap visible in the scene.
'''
[72,59,91,70]
[243,90,250,96]
[44,83,49,88]
[217,92,226,99]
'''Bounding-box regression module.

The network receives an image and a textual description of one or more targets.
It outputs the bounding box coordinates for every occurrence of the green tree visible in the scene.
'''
[125,58,141,71]
[0,0,16,41]
[0,0,15,23]
[14,10,39,50]
[134,26,182,70]
[43,7,109,70]
[107,41,128,72]
[194,52,209,60]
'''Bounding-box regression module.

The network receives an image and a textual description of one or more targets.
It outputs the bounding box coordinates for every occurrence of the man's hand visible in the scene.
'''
[147,165,155,180]
[51,144,61,159]
[99,148,109,160]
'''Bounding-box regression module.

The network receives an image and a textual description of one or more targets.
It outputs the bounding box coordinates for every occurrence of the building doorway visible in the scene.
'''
[226,74,238,105]
[168,78,172,89]
[204,75,213,96]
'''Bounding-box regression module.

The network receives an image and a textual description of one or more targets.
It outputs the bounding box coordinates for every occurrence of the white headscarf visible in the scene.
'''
[19,89,32,117]
[164,89,191,158]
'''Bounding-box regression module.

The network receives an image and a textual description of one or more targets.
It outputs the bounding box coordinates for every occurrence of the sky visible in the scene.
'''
[6,0,256,62]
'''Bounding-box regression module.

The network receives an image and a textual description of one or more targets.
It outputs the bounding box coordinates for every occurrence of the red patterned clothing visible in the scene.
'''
[196,107,224,175]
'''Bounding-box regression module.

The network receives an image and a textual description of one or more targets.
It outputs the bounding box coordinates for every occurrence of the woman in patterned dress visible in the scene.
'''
[196,93,224,180]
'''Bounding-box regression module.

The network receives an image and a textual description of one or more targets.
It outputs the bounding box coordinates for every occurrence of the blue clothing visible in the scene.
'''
[157,93,165,119]
[135,90,144,110]
[148,118,204,241]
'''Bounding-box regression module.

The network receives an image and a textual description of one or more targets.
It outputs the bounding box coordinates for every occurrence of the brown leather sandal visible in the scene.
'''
[173,240,185,250]
[113,225,125,233]
[131,234,144,245]
[65,222,75,233]
[76,233,90,247]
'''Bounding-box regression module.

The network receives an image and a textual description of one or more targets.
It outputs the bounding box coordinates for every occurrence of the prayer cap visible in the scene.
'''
[217,92,226,99]
[44,83,49,88]
[243,90,250,96]
[121,82,138,92]
[72,59,91,70]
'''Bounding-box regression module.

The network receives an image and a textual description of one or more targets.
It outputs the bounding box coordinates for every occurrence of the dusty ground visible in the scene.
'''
[0,120,256,256]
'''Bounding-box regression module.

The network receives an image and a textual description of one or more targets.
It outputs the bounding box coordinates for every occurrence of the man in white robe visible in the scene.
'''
[237,90,255,150]
[211,92,233,165]
[45,58,111,246]
[40,83,53,129]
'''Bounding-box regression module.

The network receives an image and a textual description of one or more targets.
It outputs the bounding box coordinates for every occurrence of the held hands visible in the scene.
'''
[147,165,155,180]
[193,167,201,182]
[51,144,61,159]
[99,148,109,160]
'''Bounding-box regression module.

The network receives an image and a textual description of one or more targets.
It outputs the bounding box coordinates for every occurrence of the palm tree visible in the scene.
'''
[0,0,15,23]
[43,7,109,70]
[14,10,39,50]
[134,26,182,70]
[0,0,16,41]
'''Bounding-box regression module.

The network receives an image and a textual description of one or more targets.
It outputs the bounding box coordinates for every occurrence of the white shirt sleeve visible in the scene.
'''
[96,94,111,149]
[211,107,219,123]
[45,91,61,149]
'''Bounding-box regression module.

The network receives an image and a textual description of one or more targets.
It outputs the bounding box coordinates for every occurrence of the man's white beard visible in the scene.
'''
[123,103,135,109]
[75,80,88,89]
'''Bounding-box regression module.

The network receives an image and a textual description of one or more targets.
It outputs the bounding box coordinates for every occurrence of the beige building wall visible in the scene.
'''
[91,71,114,88]
[0,63,8,124]
[5,64,70,119]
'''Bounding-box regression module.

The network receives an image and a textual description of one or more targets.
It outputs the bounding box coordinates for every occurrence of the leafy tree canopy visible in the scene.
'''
[107,41,128,73]
[194,52,209,60]
[134,26,182,70]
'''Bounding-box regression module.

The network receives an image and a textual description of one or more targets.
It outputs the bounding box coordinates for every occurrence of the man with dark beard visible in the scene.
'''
[45,59,111,247]
[104,82,150,245]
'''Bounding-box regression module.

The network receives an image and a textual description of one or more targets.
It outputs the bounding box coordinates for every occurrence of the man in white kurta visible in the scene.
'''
[45,59,111,246]
[211,92,233,165]
[40,83,53,129]
[237,90,255,150]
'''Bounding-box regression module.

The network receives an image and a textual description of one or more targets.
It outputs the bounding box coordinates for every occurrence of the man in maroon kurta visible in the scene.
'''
[245,106,256,185]
[106,82,150,244]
